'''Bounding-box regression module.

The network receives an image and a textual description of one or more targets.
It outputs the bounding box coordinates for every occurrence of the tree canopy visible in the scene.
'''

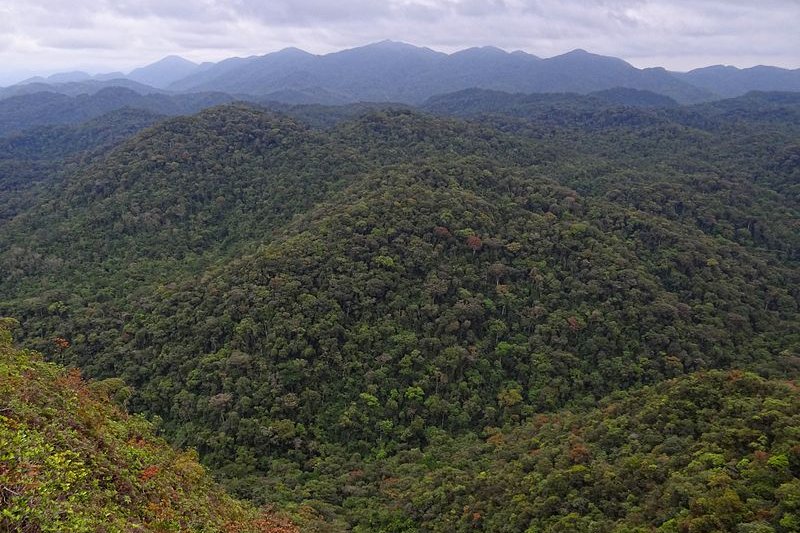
[0,91,798,530]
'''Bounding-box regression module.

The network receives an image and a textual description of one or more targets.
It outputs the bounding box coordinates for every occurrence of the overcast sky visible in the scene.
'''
[1,0,798,85]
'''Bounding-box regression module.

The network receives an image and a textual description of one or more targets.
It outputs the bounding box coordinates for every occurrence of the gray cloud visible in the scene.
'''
[0,0,798,83]
[230,0,393,24]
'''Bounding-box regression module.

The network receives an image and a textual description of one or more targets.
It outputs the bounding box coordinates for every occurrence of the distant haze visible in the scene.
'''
[0,0,798,85]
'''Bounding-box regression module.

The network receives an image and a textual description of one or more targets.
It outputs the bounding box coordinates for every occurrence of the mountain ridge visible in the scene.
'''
[164,42,716,104]
[6,42,800,105]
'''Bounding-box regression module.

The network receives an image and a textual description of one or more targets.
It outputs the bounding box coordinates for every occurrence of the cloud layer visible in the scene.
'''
[1,0,798,84]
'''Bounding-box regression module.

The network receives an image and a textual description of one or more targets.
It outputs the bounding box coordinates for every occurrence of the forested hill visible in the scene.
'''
[0,318,298,532]
[0,92,798,529]
[0,108,165,224]
[423,88,800,133]
[350,370,800,531]
[0,87,235,137]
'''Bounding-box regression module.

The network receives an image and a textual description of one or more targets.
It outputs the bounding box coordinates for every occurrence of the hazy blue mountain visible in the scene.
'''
[127,55,204,89]
[169,46,323,94]
[94,71,127,81]
[19,71,92,84]
[307,40,445,101]
[675,65,800,97]
[10,42,800,107]
[0,87,235,136]
[5,42,799,112]
[537,51,713,102]
[166,50,298,92]
[166,41,716,104]
[18,71,128,85]
[0,78,165,100]
[4,56,202,97]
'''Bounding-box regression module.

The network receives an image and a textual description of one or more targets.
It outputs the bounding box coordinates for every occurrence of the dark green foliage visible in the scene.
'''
[0,106,373,327]
[0,91,798,530]
[346,371,800,532]
[424,90,800,259]
[0,108,164,223]
[590,87,680,108]
[0,107,163,161]
[422,88,670,129]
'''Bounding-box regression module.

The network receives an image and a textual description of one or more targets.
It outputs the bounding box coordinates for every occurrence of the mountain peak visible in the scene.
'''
[358,40,431,52]
[511,50,540,59]
[162,54,194,62]
[325,41,445,64]
[452,46,509,57]
[127,56,203,89]
[132,55,197,72]
[564,48,591,56]
[274,46,315,57]
[373,39,412,47]
[549,48,633,68]
[688,64,739,73]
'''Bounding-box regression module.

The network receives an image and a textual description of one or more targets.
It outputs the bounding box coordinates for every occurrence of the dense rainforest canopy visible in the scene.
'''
[0,89,798,530]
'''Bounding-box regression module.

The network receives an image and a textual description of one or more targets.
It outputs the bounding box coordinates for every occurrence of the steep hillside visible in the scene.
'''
[0,318,296,532]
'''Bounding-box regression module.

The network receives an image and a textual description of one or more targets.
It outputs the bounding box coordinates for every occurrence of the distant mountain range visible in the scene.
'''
[14,55,212,91]
[3,41,800,105]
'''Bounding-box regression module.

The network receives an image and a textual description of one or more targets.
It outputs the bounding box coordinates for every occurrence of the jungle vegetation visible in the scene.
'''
[0,90,798,530]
